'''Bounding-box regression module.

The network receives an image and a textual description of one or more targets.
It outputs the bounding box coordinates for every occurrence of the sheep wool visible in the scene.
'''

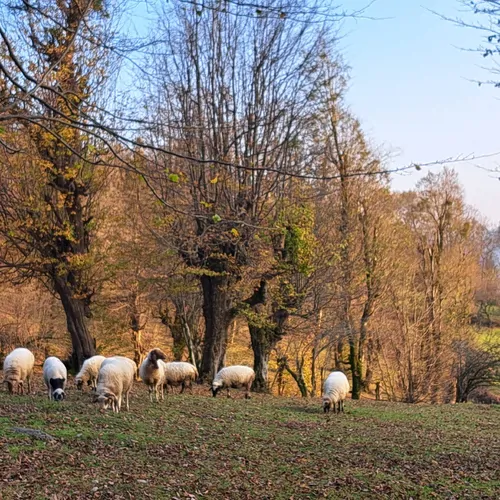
[95,356,137,413]
[212,365,255,399]
[2,347,35,395]
[322,371,350,414]
[162,361,198,394]
[75,355,106,391]
[139,348,168,403]
[43,356,68,401]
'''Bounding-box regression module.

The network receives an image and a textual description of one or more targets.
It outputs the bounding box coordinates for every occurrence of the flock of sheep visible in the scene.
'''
[1,347,351,414]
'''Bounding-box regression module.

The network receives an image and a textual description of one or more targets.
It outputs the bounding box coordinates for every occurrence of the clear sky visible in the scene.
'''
[341,0,500,225]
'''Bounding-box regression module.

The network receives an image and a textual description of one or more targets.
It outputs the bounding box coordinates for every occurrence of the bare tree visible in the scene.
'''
[145,0,337,380]
[453,334,500,402]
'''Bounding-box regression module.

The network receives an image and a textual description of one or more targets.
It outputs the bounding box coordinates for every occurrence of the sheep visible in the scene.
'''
[2,347,35,395]
[211,365,255,399]
[95,356,137,413]
[162,361,199,395]
[322,371,350,414]
[43,356,68,401]
[139,348,167,402]
[75,355,106,391]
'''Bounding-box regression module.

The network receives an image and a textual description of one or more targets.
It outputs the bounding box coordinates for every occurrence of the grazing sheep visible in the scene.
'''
[212,365,255,399]
[43,357,68,401]
[139,348,167,403]
[322,371,350,414]
[2,348,35,395]
[162,361,199,395]
[95,356,137,413]
[75,355,106,391]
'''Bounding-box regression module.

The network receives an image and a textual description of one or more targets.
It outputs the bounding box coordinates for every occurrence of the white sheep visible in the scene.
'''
[95,356,137,413]
[162,361,199,395]
[322,371,350,413]
[75,356,106,391]
[75,355,106,391]
[43,356,68,401]
[2,347,35,395]
[211,365,255,399]
[139,348,167,403]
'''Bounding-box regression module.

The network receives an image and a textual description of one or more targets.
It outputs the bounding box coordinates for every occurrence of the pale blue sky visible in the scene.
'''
[342,0,500,224]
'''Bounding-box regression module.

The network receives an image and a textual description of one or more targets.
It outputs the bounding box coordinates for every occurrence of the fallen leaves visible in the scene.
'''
[0,385,499,499]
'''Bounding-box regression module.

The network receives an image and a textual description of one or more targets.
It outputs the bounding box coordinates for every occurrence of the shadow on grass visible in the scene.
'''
[283,404,323,415]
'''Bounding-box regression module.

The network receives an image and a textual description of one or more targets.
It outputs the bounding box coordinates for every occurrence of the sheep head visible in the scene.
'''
[211,384,222,398]
[148,348,167,369]
[97,392,116,410]
[3,379,17,394]
[53,389,65,401]
[322,398,333,413]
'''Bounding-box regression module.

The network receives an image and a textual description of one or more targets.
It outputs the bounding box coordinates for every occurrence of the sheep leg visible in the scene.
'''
[125,390,130,411]
[27,375,31,394]
[149,386,154,403]
[341,400,345,413]
[180,381,186,394]
[226,388,231,398]
[245,382,251,400]
[47,388,52,401]
[159,383,164,402]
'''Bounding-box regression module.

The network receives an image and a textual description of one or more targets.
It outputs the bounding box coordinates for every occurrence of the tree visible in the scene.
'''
[145,0,336,380]
[311,64,386,399]
[0,0,115,367]
[453,1,500,87]
[377,169,483,403]
[243,203,317,391]
[453,334,500,402]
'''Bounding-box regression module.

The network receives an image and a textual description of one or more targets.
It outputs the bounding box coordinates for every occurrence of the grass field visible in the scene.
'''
[0,381,499,500]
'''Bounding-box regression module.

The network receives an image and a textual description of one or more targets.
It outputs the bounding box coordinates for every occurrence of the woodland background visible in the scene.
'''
[0,0,499,403]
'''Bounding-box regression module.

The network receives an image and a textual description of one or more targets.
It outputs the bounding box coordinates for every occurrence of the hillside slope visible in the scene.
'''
[0,383,498,499]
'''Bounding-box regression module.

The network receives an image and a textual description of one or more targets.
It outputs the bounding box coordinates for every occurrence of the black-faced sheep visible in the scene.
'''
[75,355,106,391]
[95,356,137,413]
[2,347,35,395]
[322,371,350,413]
[212,365,255,399]
[139,348,167,402]
[162,361,198,395]
[43,356,68,401]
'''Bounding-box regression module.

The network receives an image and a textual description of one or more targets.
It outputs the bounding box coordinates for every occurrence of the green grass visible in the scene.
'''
[0,382,499,499]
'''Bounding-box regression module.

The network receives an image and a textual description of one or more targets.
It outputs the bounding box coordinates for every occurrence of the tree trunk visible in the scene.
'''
[350,342,363,400]
[249,326,272,392]
[310,345,318,397]
[199,275,232,380]
[170,320,186,361]
[280,356,308,398]
[54,278,95,370]
[131,329,146,377]
[180,316,200,370]
[246,280,288,393]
